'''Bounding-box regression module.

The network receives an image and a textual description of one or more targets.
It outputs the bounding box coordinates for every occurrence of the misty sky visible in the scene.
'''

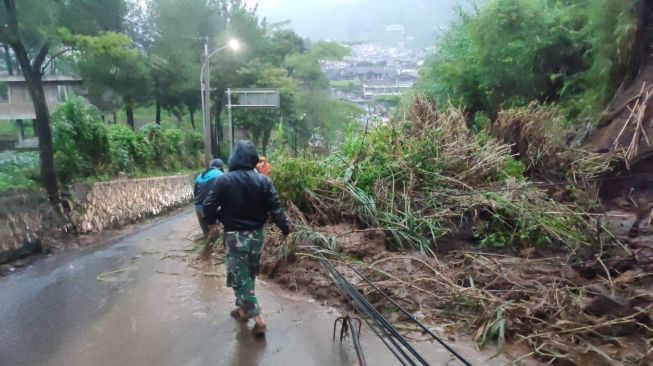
[243,0,459,43]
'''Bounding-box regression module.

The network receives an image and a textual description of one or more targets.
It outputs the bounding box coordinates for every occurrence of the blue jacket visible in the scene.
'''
[194,168,223,207]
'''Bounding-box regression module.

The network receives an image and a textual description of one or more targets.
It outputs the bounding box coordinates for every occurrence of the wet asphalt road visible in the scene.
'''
[0,209,497,366]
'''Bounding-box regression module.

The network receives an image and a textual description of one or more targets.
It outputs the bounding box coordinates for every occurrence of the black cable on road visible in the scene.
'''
[348,264,473,366]
[317,251,433,365]
[319,255,417,365]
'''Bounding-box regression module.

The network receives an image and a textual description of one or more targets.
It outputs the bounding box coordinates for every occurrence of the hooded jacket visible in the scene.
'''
[203,141,290,234]
[194,168,223,207]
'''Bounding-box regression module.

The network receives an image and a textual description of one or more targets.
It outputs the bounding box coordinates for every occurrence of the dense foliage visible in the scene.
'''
[418,0,640,120]
[2,0,362,199]
[52,97,112,182]
[51,98,202,185]
[0,151,39,192]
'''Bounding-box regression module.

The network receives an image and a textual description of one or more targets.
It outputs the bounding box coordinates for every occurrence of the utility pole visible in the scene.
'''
[202,38,212,166]
[227,88,233,155]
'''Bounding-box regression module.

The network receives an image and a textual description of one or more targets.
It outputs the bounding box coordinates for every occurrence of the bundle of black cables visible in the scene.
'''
[315,248,472,366]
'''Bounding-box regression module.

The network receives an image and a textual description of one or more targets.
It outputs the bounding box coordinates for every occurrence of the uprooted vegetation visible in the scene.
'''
[264,97,652,365]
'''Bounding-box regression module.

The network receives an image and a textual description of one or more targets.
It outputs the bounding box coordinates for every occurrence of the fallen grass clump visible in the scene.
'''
[275,96,600,252]
[265,96,645,364]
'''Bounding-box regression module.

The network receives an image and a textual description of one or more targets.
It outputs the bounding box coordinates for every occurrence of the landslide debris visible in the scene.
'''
[261,96,653,365]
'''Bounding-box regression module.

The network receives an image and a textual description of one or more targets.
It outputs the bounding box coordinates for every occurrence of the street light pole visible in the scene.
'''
[227,88,234,154]
[202,38,212,166]
[200,39,240,165]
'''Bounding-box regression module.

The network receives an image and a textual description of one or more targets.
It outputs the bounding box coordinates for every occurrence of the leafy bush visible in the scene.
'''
[182,131,204,168]
[418,0,640,120]
[272,153,326,204]
[47,99,203,184]
[52,97,111,182]
[164,128,183,155]
[140,123,173,169]
[106,124,153,173]
[0,151,39,192]
[133,132,154,168]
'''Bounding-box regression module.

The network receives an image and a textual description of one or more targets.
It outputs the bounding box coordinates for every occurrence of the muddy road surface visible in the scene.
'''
[0,209,496,366]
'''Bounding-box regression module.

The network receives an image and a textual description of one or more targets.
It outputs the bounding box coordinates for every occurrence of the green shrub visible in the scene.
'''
[106,124,153,173]
[164,128,183,155]
[140,123,171,169]
[133,132,154,168]
[273,154,326,204]
[501,159,526,180]
[0,151,39,192]
[52,97,111,182]
[182,131,204,168]
[417,0,640,121]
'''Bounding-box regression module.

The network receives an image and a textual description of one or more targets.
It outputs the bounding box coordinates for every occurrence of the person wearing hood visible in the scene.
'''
[256,156,271,176]
[203,141,291,336]
[193,159,224,235]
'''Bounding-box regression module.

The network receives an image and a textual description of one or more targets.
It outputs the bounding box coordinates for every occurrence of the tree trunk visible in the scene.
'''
[155,96,161,125]
[125,98,135,130]
[216,98,224,144]
[261,127,272,156]
[113,110,117,124]
[153,75,161,125]
[32,119,38,137]
[31,78,60,204]
[189,108,196,130]
[4,1,60,204]
[252,128,262,148]
[625,1,653,87]
[213,95,225,157]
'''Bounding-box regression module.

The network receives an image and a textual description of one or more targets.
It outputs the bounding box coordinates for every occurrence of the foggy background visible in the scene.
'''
[243,0,459,45]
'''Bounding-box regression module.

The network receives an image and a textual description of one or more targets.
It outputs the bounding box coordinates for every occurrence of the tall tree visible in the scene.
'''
[150,0,218,129]
[0,0,126,204]
[207,0,265,156]
[71,32,152,130]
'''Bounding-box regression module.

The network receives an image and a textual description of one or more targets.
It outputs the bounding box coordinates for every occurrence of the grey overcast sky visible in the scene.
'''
[243,0,459,44]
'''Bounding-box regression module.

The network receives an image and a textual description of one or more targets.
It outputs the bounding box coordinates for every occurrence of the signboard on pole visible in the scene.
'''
[231,88,280,109]
[226,88,280,154]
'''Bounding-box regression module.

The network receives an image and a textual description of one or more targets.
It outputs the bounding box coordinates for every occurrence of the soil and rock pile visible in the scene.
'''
[259,95,653,365]
[260,214,652,365]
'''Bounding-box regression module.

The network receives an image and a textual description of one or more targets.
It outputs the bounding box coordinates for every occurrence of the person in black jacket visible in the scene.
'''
[193,159,224,235]
[203,140,291,336]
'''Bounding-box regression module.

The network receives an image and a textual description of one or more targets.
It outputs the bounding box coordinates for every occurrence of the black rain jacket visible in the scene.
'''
[202,141,290,234]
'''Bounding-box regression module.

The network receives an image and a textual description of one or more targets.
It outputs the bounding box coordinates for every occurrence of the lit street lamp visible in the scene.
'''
[200,38,240,165]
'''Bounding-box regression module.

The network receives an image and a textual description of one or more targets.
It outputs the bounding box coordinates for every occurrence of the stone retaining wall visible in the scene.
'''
[69,175,194,233]
[0,174,194,264]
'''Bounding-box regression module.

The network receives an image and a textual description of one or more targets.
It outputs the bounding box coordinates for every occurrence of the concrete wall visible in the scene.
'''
[0,174,194,264]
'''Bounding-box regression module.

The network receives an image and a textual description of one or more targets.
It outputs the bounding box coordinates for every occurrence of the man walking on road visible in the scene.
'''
[193,159,224,235]
[203,141,291,336]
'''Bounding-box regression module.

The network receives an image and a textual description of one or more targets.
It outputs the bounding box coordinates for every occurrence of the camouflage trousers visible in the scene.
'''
[225,229,264,318]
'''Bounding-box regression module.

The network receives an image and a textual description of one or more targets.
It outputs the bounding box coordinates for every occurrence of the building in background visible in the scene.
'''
[0,75,87,120]
[0,75,112,150]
